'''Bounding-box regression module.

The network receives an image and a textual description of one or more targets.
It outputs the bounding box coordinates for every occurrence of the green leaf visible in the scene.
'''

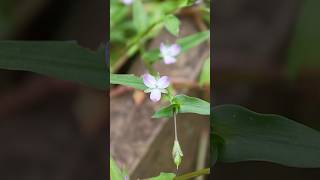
[0,41,106,90]
[175,95,210,115]
[149,172,176,180]
[177,0,198,7]
[164,15,180,37]
[199,57,210,86]
[177,31,210,52]
[110,73,147,90]
[212,105,320,168]
[152,104,176,118]
[133,0,148,33]
[153,95,210,118]
[174,168,210,180]
[286,0,320,78]
[143,31,210,63]
[142,49,161,62]
[110,156,126,180]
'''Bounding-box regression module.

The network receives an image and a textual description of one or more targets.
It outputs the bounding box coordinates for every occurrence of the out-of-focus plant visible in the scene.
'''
[110,0,210,73]
[286,0,320,78]
[0,0,14,36]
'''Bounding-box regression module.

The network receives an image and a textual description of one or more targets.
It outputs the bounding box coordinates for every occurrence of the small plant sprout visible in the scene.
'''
[143,73,170,102]
[160,42,181,64]
[122,0,133,5]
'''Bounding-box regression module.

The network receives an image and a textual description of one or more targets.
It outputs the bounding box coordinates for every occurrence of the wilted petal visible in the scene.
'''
[150,89,161,102]
[157,76,170,89]
[163,55,176,64]
[168,44,181,56]
[143,74,156,88]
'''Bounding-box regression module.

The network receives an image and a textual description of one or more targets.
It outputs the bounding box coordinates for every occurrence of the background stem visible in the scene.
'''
[174,168,210,180]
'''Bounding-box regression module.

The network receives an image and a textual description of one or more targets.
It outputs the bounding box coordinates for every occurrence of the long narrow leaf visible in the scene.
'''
[110,73,147,90]
[212,105,320,168]
[0,41,107,90]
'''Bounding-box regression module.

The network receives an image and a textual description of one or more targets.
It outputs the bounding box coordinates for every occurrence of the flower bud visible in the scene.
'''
[172,140,183,169]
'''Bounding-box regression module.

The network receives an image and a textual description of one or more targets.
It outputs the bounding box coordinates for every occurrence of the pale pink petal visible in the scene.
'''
[168,44,181,56]
[150,89,161,102]
[160,43,168,55]
[163,55,176,64]
[157,76,170,89]
[143,74,156,88]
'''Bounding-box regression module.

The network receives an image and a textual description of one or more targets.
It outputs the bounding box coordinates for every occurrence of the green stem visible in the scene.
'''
[174,168,210,180]
[174,110,178,141]
[127,18,164,49]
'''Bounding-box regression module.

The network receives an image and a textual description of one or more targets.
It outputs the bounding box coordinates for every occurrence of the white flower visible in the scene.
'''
[160,43,181,64]
[122,0,133,5]
[195,0,203,4]
[143,74,170,102]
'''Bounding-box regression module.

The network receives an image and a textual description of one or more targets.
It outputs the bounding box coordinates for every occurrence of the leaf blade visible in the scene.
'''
[175,94,210,115]
[0,41,107,90]
[133,0,148,33]
[199,57,210,86]
[212,105,320,168]
[152,104,176,118]
[149,172,176,180]
[164,15,180,37]
[110,156,126,180]
[110,73,147,90]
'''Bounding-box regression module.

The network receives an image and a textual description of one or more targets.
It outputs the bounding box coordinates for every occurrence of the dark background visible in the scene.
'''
[213,0,320,180]
[0,0,107,179]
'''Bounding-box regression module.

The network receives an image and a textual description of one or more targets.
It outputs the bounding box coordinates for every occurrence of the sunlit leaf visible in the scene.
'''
[174,168,210,180]
[152,104,176,118]
[199,57,210,86]
[175,94,210,115]
[149,172,176,180]
[164,15,180,37]
[110,156,126,180]
[110,73,147,90]
[133,0,148,33]
[177,31,209,52]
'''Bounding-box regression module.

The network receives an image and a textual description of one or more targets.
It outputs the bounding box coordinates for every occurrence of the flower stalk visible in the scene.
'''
[172,110,183,170]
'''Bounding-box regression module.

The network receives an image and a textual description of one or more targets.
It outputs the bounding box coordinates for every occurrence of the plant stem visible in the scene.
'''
[174,168,210,180]
[174,111,178,141]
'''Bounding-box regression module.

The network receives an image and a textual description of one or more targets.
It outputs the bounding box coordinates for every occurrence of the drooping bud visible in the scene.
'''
[172,140,183,169]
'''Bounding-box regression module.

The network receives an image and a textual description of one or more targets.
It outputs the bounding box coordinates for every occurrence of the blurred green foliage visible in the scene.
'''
[199,57,210,86]
[0,0,14,34]
[286,0,320,77]
[110,0,210,72]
